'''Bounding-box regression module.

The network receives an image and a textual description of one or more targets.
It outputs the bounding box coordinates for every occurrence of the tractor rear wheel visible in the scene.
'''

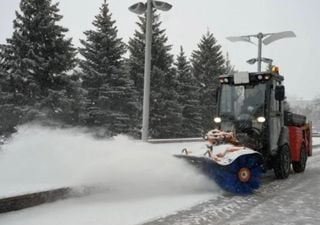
[274,145,291,179]
[292,145,307,173]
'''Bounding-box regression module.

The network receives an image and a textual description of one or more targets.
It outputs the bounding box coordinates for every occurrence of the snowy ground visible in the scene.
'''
[145,146,320,225]
[0,125,319,225]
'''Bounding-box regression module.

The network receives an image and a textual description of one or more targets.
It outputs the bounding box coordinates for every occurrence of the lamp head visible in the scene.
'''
[129,2,147,14]
[261,57,273,64]
[246,58,257,65]
[152,1,172,11]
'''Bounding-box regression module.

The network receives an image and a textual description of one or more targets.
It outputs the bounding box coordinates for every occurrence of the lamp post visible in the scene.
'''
[227,31,296,72]
[129,0,172,142]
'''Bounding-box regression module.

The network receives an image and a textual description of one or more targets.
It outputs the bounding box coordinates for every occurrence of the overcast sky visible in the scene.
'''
[1,0,320,100]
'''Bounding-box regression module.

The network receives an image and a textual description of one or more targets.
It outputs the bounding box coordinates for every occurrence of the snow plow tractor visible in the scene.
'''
[176,69,312,194]
[175,32,311,194]
[213,69,312,179]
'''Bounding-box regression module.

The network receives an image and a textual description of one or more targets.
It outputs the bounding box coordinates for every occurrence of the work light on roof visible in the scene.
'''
[272,66,279,74]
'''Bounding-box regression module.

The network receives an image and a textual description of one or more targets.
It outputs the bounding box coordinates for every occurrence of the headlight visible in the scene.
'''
[257,116,266,123]
[214,117,222,123]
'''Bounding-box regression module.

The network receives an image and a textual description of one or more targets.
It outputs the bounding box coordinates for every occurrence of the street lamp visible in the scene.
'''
[129,0,172,142]
[227,31,296,72]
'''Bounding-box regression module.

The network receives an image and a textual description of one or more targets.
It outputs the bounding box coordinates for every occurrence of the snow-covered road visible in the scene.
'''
[0,125,319,225]
[144,146,320,225]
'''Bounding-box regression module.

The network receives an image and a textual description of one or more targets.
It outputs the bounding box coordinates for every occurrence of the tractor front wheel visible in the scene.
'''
[273,145,291,179]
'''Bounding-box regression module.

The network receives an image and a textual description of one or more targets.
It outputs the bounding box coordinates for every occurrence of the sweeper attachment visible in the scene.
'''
[176,143,263,195]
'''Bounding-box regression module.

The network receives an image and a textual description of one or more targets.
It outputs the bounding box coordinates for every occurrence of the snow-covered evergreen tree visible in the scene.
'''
[148,67,182,138]
[39,71,88,126]
[0,44,15,72]
[128,11,181,138]
[6,0,76,99]
[0,0,78,128]
[175,46,202,137]
[128,11,173,98]
[79,1,139,136]
[191,31,226,132]
[0,68,20,135]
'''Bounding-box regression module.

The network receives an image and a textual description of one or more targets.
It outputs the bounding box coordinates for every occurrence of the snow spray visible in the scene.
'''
[0,124,218,199]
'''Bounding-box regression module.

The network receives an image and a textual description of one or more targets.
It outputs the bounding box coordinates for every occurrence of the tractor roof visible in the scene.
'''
[219,72,284,85]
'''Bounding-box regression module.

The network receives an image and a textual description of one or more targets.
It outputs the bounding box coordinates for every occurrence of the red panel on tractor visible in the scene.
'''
[288,126,303,162]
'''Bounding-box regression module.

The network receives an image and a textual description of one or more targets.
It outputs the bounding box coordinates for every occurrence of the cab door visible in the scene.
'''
[268,81,283,155]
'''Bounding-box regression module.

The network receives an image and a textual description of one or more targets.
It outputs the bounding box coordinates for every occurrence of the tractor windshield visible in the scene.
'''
[219,83,266,120]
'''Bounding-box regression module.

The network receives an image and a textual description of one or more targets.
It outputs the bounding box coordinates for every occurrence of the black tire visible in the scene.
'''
[274,145,291,179]
[292,145,307,173]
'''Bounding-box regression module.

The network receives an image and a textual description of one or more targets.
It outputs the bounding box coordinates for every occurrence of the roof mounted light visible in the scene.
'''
[272,66,279,74]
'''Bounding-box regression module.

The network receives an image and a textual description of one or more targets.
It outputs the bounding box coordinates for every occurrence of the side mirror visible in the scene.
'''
[275,85,285,101]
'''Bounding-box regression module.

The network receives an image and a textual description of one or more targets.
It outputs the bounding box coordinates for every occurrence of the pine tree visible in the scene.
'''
[0,44,15,72]
[0,0,78,128]
[148,67,182,138]
[128,11,181,138]
[79,1,139,136]
[191,31,226,132]
[40,71,88,126]
[6,0,76,99]
[0,68,20,135]
[175,46,202,137]
[0,44,38,131]
[0,43,36,108]
[128,11,173,99]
